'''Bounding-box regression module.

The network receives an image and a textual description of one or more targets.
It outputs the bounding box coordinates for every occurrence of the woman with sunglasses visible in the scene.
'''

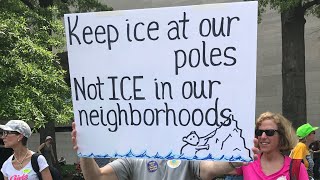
[290,123,319,178]
[0,120,52,180]
[230,112,308,179]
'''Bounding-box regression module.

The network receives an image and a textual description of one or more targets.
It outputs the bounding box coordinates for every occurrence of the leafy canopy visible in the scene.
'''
[246,0,320,21]
[0,0,112,129]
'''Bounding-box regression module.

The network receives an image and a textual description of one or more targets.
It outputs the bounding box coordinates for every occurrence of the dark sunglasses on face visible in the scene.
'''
[1,131,20,137]
[255,129,279,136]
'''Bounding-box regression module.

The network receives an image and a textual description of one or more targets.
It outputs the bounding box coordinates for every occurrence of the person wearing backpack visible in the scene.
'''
[0,120,53,180]
[31,153,63,180]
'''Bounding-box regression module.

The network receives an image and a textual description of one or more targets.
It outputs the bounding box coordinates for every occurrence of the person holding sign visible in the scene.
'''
[71,122,259,180]
[230,112,308,179]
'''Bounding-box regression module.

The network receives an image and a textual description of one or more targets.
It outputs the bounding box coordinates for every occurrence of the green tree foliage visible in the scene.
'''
[254,0,320,128]
[0,0,112,129]
[258,0,320,17]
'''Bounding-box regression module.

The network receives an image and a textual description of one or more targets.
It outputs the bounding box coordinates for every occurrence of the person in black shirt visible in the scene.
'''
[0,139,13,180]
[310,140,320,179]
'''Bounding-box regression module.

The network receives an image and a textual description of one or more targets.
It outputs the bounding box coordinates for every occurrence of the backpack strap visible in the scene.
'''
[290,159,302,180]
[31,153,42,180]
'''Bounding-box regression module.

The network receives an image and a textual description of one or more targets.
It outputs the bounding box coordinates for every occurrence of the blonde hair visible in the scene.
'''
[299,138,307,143]
[256,112,297,153]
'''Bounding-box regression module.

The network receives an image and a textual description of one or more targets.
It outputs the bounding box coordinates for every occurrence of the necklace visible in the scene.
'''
[14,150,29,168]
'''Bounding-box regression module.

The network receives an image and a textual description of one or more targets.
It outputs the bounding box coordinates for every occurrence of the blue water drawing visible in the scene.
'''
[79,115,253,162]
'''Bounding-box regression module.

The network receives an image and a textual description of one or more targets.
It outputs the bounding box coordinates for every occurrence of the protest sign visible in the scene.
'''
[64,1,257,161]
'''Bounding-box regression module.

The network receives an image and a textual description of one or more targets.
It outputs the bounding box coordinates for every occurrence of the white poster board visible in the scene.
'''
[64,1,257,162]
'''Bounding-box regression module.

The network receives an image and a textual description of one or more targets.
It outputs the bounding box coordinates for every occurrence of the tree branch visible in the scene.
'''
[303,0,320,12]
[21,0,34,10]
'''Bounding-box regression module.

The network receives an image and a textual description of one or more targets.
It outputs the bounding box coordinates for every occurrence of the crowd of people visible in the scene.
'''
[0,113,319,180]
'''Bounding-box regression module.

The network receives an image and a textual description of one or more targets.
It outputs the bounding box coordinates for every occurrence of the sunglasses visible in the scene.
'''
[255,129,279,137]
[1,131,20,137]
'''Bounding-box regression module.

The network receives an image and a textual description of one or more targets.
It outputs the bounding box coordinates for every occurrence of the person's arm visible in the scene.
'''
[200,138,259,179]
[37,143,45,153]
[80,158,118,180]
[72,122,118,180]
[200,161,240,179]
[40,167,53,180]
[310,144,320,153]
[4,177,8,180]
[50,146,56,163]
[313,150,320,153]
